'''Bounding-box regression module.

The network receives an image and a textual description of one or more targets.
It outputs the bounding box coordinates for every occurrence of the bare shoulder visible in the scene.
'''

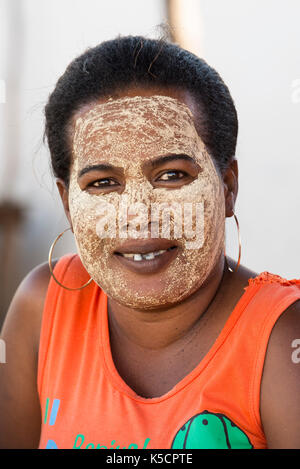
[0,259,58,448]
[260,298,300,448]
[223,259,300,448]
[1,259,58,352]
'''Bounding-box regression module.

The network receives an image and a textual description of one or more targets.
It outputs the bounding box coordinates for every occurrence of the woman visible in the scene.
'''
[0,36,299,450]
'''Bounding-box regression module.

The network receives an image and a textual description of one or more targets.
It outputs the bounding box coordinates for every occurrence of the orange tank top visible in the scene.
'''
[37,254,300,449]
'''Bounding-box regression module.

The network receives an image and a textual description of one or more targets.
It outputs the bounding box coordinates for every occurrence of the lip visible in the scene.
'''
[113,239,179,275]
[114,238,178,255]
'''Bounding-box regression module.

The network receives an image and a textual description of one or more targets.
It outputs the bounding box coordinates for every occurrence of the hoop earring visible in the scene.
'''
[225,213,241,273]
[48,227,93,291]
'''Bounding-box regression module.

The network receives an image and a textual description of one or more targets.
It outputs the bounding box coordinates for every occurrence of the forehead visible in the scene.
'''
[72,95,206,167]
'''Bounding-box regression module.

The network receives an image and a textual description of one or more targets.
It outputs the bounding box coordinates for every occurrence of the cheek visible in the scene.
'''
[151,173,224,242]
[71,206,104,263]
[68,182,116,257]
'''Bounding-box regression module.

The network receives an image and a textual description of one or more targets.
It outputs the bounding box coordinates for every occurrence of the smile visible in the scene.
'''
[116,247,176,261]
[113,245,178,274]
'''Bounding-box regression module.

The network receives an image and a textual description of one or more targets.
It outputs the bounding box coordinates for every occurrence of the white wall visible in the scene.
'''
[199,0,300,278]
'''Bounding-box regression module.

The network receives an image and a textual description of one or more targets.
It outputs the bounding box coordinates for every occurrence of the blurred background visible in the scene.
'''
[0,0,299,327]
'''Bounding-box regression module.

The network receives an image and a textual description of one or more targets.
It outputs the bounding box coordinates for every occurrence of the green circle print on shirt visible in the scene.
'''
[171,411,253,449]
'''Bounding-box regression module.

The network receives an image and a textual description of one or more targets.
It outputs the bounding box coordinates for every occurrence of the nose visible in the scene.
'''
[122,178,153,205]
[119,179,154,236]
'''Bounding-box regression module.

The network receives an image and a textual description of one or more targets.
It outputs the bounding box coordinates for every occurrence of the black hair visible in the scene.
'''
[44,35,238,186]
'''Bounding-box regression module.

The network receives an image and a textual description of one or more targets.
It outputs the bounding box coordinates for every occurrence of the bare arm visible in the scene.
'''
[260,299,300,448]
[0,262,54,449]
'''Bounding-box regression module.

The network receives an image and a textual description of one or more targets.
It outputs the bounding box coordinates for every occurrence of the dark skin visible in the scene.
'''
[0,85,299,449]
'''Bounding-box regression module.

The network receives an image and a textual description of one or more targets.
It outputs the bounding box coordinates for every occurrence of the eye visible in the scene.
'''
[87,178,120,188]
[155,170,188,182]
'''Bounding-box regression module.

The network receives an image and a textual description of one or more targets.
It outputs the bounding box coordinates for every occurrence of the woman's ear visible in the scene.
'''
[222,159,238,218]
[56,178,73,232]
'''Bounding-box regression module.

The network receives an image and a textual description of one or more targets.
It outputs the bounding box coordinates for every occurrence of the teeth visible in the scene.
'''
[121,249,167,261]
[154,250,167,257]
[143,252,155,260]
[133,254,143,261]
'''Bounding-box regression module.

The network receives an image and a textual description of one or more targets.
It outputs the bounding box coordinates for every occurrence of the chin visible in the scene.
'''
[105,279,204,311]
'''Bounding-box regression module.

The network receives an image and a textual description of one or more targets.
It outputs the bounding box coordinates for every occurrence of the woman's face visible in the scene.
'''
[67,87,226,309]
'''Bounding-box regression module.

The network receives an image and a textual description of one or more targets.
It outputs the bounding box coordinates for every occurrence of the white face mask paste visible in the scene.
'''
[68,95,225,309]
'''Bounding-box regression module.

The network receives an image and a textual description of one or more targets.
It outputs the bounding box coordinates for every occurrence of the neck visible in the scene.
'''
[107,254,229,352]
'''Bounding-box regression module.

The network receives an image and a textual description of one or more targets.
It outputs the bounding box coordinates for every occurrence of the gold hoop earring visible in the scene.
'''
[225,213,241,273]
[48,227,93,291]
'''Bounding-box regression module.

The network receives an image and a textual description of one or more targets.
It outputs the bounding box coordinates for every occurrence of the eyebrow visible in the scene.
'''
[78,163,118,178]
[77,154,198,178]
[145,153,197,170]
